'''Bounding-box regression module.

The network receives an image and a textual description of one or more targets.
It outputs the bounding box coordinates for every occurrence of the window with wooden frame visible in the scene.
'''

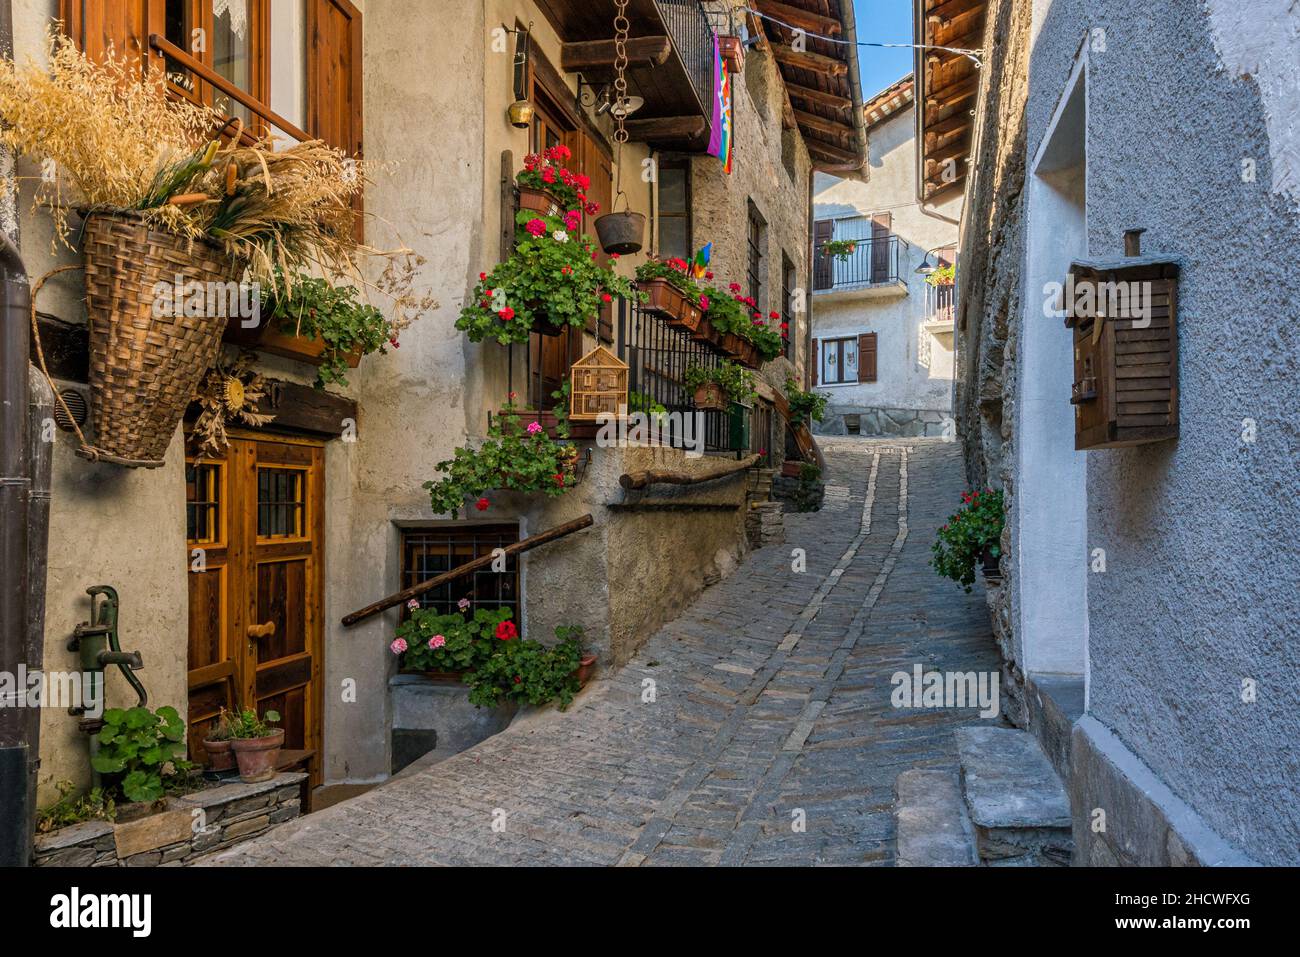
[185,460,225,545]
[657,158,691,262]
[781,253,797,359]
[400,526,521,619]
[820,336,859,385]
[747,200,766,310]
[256,465,307,539]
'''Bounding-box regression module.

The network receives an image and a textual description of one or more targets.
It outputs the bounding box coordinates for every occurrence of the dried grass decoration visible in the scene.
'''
[0,29,432,466]
[192,351,274,457]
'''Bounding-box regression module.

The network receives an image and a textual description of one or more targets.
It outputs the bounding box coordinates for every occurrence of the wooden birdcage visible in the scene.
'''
[569,345,629,421]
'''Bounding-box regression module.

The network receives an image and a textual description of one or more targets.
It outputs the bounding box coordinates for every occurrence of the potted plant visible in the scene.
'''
[392,606,517,680]
[635,258,705,330]
[90,705,191,806]
[823,238,858,260]
[515,145,591,215]
[685,360,755,412]
[424,392,578,517]
[459,212,636,345]
[931,488,1005,593]
[201,708,236,772]
[228,708,284,783]
[464,625,589,711]
[784,377,828,428]
[718,35,745,74]
[925,263,956,287]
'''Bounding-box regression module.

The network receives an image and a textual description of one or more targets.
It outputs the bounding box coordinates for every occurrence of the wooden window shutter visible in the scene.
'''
[59,0,165,77]
[870,212,892,278]
[858,333,878,383]
[307,0,363,241]
[577,132,615,342]
[811,339,819,386]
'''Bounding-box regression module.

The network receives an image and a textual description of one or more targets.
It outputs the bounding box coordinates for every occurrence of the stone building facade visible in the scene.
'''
[951,0,1300,865]
[6,0,861,846]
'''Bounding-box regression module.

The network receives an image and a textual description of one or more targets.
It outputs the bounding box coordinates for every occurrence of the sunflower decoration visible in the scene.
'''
[192,350,275,456]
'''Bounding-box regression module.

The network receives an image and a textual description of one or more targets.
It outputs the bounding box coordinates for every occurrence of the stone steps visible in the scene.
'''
[954,726,1073,866]
[894,769,979,866]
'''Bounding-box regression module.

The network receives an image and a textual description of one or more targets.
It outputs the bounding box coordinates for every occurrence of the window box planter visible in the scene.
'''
[781,459,805,479]
[719,35,745,74]
[719,333,762,369]
[223,315,363,369]
[517,185,563,217]
[694,382,727,411]
[400,669,469,684]
[639,277,688,321]
[494,410,600,441]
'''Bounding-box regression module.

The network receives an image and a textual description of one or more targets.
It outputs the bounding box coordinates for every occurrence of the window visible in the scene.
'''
[257,467,306,538]
[186,461,223,544]
[747,200,766,310]
[163,0,271,128]
[781,253,797,359]
[657,159,691,262]
[400,526,520,618]
[820,336,859,385]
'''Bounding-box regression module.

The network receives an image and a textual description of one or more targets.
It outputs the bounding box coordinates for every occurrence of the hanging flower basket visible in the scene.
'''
[80,210,238,468]
[517,185,563,217]
[594,211,645,255]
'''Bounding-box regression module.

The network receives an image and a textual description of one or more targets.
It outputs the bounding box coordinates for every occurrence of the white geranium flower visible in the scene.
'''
[552,231,570,243]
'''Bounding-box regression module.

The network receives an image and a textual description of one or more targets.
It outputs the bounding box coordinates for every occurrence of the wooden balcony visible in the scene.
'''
[537,0,716,150]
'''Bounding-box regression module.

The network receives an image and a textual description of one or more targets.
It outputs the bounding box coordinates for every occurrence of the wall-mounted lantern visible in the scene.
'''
[507,25,533,129]
[1065,229,1180,450]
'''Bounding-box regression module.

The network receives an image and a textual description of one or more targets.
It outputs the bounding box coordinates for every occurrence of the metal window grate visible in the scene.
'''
[400,525,520,618]
[186,462,221,544]
[257,467,305,538]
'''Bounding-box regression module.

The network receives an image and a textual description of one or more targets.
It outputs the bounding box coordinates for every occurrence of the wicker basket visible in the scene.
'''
[80,211,237,468]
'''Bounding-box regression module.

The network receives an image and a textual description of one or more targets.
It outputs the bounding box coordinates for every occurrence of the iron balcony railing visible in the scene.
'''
[813,234,907,291]
[655,0,716,123]
[927,282,956,323]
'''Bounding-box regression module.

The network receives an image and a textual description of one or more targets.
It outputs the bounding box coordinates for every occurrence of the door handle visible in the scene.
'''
[247,621,276,639]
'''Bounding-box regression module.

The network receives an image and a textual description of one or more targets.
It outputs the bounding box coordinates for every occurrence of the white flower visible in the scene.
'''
[552,230,569,243]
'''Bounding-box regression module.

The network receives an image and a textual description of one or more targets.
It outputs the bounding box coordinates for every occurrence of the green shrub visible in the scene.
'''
[931,488,1004,592]
[91,705,189,804]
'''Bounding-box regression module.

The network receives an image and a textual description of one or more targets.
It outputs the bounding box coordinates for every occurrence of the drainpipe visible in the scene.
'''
[813,2,868,175]
[0,0,36,868]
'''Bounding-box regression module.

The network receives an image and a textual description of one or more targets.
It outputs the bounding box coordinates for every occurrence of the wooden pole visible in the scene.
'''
[340,514,594,627]
[619,454,760,490]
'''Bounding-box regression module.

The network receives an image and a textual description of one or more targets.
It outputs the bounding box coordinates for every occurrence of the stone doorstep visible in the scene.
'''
[893,769,979,866]
[954,726,1073,865]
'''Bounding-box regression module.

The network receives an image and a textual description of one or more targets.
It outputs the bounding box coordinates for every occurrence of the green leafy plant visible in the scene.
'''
[792,462,823,513]
[226,708,282,740]
[822,238,857,260]
[393,606,514,674]
[701,283,785,361]
[515,145,592,211]
[684,360,756,404]
[627,389,667,416]
[635,256,704,300]
[785,377,828,426]
[91,705,189,804]
[458,211,637,345]
[262,271,403,387]
[37,780,116,833]
[925,263,956,287]
[465,625,586,710]
[931,488,1004,593]
[423,393,578,517]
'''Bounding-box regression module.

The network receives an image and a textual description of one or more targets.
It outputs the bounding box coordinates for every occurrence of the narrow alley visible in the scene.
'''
[206,438,1004,866]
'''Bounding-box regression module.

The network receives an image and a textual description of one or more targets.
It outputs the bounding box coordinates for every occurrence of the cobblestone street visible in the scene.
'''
[206,438,1004,866]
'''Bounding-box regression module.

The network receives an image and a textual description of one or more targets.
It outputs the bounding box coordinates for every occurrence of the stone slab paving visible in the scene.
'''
[203,438,1006,867]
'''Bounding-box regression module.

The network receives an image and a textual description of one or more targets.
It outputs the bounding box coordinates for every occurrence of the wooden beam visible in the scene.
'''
[926,0,983,28]
[341,514,596,626]
[250,379,358,437]
[926,75,978,112]
[620,454,760,490]
[771,43,848,77]
[560,36,671,72]
[793,108,855,140]
[786,82,852,112]
[755,1,842,36]
[805,140,859,165]
[928,135,970,164]
[923,108,972,143]
[624,115,707,142]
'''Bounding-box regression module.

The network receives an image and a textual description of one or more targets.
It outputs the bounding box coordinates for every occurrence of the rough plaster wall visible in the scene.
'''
[689,42,812,378]
[1024,0,1300,863]
[811,107,959,416]
[954,0,1031,710]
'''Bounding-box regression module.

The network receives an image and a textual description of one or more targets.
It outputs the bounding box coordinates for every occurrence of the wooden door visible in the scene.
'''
[186,435,325,785]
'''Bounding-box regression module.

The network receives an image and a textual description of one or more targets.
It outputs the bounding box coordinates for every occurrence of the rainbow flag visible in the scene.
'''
[707,36,733,174]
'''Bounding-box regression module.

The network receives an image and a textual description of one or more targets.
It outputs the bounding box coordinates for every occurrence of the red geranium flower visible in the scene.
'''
[475,497,490,511]
[495,620,518,641]
[499,307,515,321]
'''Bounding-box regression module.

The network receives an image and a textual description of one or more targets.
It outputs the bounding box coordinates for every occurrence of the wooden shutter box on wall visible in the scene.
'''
[858,332,877,383]
[1065,255,1180,450]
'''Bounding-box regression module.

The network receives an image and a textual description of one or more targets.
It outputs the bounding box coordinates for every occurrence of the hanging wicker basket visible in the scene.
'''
[80,210,237,468]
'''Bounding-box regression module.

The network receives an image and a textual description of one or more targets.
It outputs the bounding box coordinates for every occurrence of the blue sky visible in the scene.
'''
[852,0,914,100]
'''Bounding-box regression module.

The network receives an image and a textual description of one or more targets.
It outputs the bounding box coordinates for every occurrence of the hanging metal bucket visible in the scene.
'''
[594,211,645,255]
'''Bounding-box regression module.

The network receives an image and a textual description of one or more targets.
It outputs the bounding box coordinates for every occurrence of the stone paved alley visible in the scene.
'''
[206,438,1004,866]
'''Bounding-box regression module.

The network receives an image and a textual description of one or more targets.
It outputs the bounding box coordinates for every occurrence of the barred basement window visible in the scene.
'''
[400,525,520,618]
[747,200,766,310]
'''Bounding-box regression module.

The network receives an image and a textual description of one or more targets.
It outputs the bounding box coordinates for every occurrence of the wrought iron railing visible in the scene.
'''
[615,297,740,455]
[655,0,717,123]
[813,234,907,290]
[928,282,956,323]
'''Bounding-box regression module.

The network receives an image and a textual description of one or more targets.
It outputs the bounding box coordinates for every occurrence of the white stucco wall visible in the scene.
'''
[809,102,960,431]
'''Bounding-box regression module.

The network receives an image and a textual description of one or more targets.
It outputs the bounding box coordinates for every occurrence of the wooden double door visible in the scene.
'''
[186,435,324,785]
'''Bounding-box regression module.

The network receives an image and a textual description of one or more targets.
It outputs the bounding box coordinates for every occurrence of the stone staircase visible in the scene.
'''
[894,727,1073,866]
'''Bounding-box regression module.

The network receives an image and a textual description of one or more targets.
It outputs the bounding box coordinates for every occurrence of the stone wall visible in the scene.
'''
[814,406,950,439]
[33,772,305,867]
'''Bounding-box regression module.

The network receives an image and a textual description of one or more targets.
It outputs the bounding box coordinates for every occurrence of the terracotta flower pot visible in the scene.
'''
[231,729,285,783]
[694,383,727,411]
[202,737,236,772]
[574,654,598,686]
[639,278,687,321]
[781,459,804,479]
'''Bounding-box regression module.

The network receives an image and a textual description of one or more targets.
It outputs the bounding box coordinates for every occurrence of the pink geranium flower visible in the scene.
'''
[525,218,547,236]
[526,421,543,435]
[428,634,446,650]
[390,638,407,655]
